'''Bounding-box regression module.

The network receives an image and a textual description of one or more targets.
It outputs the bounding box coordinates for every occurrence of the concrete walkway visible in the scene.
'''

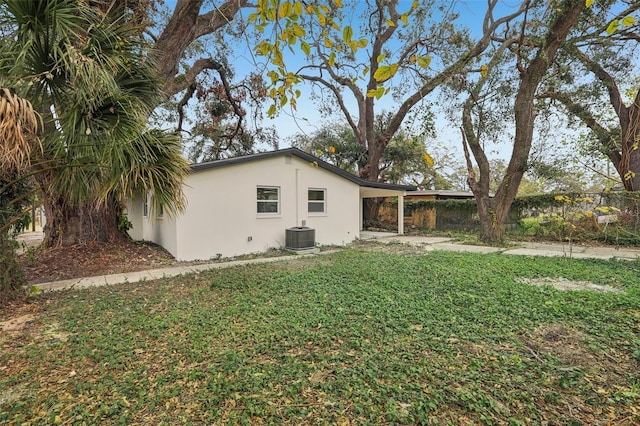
[25,233,640,292]
[369,235,640,260]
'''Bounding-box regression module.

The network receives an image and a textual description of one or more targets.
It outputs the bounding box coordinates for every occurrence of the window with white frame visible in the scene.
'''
[308,188,326,214]
[257,186,280,214]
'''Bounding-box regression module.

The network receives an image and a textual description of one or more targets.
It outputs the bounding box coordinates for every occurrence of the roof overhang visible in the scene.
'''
[360,187,408,198]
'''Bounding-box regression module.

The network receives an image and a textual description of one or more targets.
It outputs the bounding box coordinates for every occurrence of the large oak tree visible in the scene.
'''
[250,0,527,186]
[461,0,587,243]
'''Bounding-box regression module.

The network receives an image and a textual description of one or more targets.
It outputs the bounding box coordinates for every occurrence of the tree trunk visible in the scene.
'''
[620,93,640,191]
[41,197,124,248]
[36,173,125,248]
[359,136,388,224]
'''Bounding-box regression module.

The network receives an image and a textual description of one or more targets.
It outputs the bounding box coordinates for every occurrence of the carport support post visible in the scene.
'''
[398,194,404,235]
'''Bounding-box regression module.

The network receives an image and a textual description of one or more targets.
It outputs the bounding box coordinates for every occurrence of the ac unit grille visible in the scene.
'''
[285,227,315,250]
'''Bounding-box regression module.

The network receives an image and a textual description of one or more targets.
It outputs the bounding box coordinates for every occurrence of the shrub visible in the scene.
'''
[0,237,27,307]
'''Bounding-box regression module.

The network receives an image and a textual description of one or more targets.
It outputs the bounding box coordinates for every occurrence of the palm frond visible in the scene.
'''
[0,88,42,171]
[103,129,189,217]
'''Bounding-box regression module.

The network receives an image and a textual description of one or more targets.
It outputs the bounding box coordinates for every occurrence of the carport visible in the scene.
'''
[359,184,414,235]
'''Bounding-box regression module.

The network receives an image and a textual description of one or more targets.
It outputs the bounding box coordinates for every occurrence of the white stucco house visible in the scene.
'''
[127,148,415,261]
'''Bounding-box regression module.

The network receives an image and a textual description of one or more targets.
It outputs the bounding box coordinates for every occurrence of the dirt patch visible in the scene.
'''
[18,239,176,284]
[0,314,36,332]
[516,276,624,293]
[522,324,596,366]
[350,239,426,255]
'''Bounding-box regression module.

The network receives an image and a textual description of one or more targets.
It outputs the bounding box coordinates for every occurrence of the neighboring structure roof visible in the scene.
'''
[190,147,416,192]
[409,190,476,198]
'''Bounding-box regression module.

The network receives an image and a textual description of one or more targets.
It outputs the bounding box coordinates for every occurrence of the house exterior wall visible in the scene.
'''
[126,194,144,241]
[126,194,179,258]
[168,154,360,261]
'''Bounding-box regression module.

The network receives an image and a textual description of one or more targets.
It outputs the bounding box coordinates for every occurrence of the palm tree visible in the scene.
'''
[0,0,188,247]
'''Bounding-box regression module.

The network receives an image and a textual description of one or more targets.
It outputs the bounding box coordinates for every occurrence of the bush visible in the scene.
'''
[0,237,27,307]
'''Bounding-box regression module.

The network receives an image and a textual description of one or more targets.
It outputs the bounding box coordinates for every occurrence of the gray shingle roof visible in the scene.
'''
[190,147,416,192]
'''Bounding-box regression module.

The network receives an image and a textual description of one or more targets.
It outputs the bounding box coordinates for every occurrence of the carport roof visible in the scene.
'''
[191,147,416,193]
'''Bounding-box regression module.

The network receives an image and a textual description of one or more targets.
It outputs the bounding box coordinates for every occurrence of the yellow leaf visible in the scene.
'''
[376,54,385,64]
[293,23,305,37]
[278,1,292,19]
[409,55,416,63]
[306,4,313,14]
[373,65,391,81]
[400,14,408,27]
[294,1,303,15]
[324,37,333,48]
[585,0,595,7]
[366,87,385,99]
[362,66,369,76]
[328,145,336,153]
[622,16,636,26]
[334,0,343,7]
[267,104,277,117]
[480,64,489,77]
[411,0,419,9]
[386,19,396,27]
[423,153,434,167]
[273,49,284,67]
[343,25,353,42]
[301,41,310,56]
[606,19,619,35]
[317,13,326,26]
[356,38,368,48]
[328,52,336,66]
[417,56,431,68]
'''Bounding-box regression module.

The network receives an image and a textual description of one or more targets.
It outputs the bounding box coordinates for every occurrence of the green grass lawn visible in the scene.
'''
[2,249,639,425]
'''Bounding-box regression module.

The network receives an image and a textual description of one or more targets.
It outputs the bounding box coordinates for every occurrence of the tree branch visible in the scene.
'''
[538,90,622,173]
[573,49,628,127]
[297,73,360,137]
[155,0,249,97]
[382,1,528,142]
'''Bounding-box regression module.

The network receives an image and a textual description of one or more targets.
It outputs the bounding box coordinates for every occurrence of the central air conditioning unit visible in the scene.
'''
[285,227,315,250]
